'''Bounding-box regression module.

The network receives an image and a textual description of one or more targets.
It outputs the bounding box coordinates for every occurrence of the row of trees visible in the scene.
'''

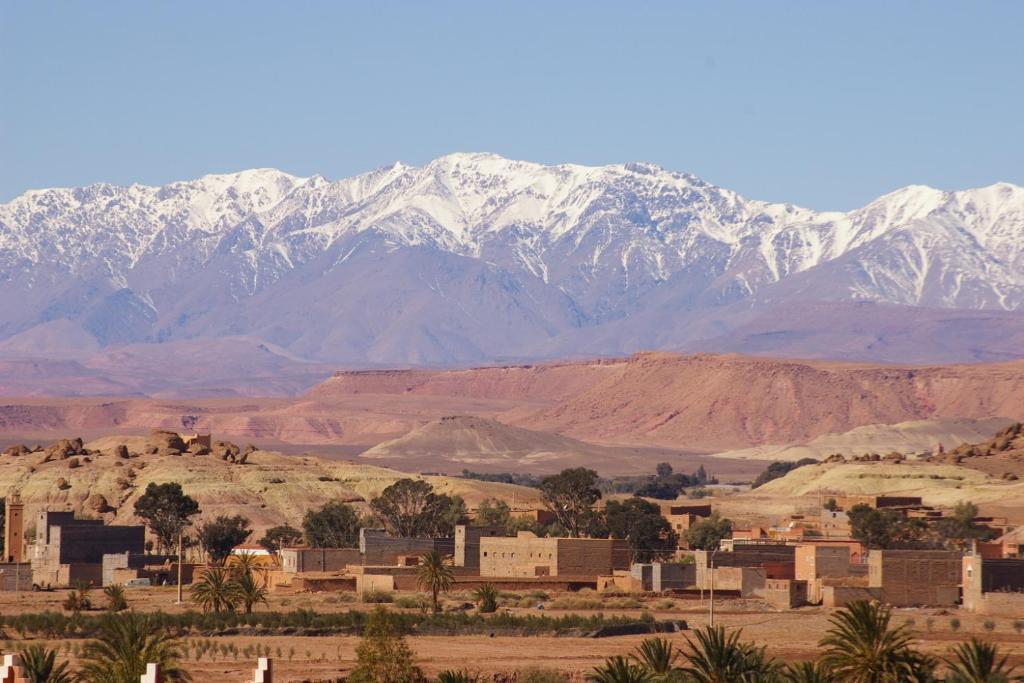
[848,500,1000,551]
[131,478,473,561]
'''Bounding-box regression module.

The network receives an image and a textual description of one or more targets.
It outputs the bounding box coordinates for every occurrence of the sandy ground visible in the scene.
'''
[2,588,1022,682]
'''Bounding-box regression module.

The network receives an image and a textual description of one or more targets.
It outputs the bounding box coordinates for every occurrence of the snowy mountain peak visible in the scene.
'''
[1,154,1022,366]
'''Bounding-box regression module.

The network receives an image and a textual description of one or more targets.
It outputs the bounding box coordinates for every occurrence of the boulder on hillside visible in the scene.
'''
[45,437,87,460]
[87,493,112,513]
[2,444,30,457]
[115,444,130,459]
[214,441,241,461]
[148,430,187,452]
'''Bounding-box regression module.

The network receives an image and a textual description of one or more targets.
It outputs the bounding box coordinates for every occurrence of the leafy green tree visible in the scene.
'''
[474,498,512,530]
[752,459,817,489]
[473,583,499,613]
[677,625,778,682]
[823,498,839,512]
[847,504,928,550]
[17,644,75,683]
[683,512,732,551]
[538,468,602,537]
[190,566,241,613]
[943,638,1017,683]
[197,514,252,565]
[348,607,425,683]
[417,550,454,613]
[588,656,654,682]
[133,482,200,553]
[604,497,677,561]
[258,524,303,553]
[820,600,935,681]
[103,584,128,612]
[302,501,361,547]
[370,479,468,538]
[78,612,191,682]
[935,501,999,551]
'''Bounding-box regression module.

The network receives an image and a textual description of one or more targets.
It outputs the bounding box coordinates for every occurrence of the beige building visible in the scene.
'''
[479,532,629,578]
[962,554,1024,616]
[281,548,360,574]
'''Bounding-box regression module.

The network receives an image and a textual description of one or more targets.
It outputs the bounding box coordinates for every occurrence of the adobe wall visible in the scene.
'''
[823,585,885,608]
[761,579,808,609]
[50,525,145,564]
[0,564,32,591]
[795,545,851,581]
[962,555,1024,615]
[652,562,694,591]
[455,525,507,568]
[869,550,961,607]
[554,538,629,576]
[359,529,454,566]
[281,548,361,574]
[480,536,558,577]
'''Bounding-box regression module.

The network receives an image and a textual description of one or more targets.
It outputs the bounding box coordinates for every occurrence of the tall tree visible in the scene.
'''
[684,512,732,551]
[604,497,677,562]
[348,607,424,683]
[190,567,241,614]
[370,479,467,538]
[197,514,252,565]
[416,549,455,613]
[133,482,200,553]
[538,468,602,538]
[257,524,303,554]
[302,501,361,548]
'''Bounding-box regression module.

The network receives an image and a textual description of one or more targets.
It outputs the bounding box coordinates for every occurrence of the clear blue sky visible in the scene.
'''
[2,1,1022,209]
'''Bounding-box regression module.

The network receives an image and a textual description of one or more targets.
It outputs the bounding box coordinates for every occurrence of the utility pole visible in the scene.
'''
[176,532,183,605]
[709,548,718,628]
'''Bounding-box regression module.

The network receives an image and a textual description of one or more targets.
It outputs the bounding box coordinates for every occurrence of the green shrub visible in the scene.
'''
[394,595,430,610]
[983,619,996,632]
[361,590,394,604]
[950,617,961,632]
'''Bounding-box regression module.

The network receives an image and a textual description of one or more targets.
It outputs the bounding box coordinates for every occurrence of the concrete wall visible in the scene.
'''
[869,550,961,607]
[281,548,360,574]
[963,555,1024,615]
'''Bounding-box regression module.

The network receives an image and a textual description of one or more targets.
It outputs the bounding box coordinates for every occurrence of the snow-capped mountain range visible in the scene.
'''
[2,152,1024,368]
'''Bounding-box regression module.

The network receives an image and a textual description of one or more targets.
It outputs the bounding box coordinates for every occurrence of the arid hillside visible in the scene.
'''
[3,353,1024,454]
[0,434,540,536]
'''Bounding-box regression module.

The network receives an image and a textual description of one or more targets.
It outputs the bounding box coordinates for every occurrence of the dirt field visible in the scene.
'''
[2,588,1022,682]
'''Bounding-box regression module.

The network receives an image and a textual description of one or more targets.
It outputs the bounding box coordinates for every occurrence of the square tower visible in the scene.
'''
[4,493,25,563]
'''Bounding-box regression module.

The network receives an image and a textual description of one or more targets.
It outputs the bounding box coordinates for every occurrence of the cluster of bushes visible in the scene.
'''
[0,607,656,640]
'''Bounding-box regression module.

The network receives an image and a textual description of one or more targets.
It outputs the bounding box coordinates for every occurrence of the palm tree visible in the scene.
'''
[416,550,454,613]
[944,638,1017,683]
[588,655,655,683]
[104,583,128,612]
[473,583,499,613]
[820,600,934,682]
[631,638,680,678]
[230,551,265,576]
[677,625,778,682]
[17,644,76,683]
[190,566,241,613]
[781,661,832,682]
[236,567,269,614]
[78,612,191,683]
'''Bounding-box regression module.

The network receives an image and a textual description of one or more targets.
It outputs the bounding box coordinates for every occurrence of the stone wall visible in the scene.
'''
[795,545,850,582]
[0,564,32,591]
[455,525,507,569]
[479,534,628,578]
[762,579,808,609]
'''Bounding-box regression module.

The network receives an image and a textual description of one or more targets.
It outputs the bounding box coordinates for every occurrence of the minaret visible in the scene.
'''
[4,492,25,563]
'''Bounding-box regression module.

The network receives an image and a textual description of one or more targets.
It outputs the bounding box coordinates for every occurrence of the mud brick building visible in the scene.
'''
[962,554,1024,616]
[280,547,361,573]
[867,549,961,606]
[454,525,508,569]
[359,529,454,566]
[31,511,144,588]
[479,532,629,578]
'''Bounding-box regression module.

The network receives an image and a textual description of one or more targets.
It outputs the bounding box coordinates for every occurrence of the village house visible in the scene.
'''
[479,531,629,578]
